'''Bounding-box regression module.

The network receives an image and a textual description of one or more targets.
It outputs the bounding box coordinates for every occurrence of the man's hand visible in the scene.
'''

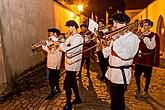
[53,41,60,48]
[103,41,109,48]
[136,30,145,39]
[139,34,145,39]
[103,40,111,48]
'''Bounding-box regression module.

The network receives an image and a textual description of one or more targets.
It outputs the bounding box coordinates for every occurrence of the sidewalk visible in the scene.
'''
[0,61,164,110]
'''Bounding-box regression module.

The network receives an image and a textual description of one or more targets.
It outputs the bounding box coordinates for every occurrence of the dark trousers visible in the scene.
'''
[134,64,153,92]
[97,51,109,79]
[48,68,60,93]
[109,81,125,110]
[79,57,90,76]
[64,71,81,104]
[91,41,96,60]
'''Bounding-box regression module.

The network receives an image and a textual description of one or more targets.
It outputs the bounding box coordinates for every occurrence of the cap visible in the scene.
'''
[110,13,130,24]
[47,28,61,36]
[80,23,88,28]
[65,20,79,29]
[98,19,105,24]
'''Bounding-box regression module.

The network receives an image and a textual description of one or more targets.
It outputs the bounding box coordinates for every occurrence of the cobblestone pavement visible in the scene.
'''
[0,60,165,110]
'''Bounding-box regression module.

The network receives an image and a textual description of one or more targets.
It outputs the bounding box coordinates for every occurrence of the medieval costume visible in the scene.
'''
[103,13,140,110]
[134,19,160,97]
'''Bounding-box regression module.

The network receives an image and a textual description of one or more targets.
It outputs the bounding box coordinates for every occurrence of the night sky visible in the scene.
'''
[83,0,154,18]
[59,0,154,19]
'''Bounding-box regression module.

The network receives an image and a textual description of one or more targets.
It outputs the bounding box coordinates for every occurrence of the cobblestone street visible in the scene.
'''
[0,60,165,110]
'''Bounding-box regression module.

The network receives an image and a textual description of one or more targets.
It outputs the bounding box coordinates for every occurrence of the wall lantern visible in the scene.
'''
[77,4,83,12]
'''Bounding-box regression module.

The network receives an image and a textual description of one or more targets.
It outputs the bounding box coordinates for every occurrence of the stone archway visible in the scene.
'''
[156,15,165,53]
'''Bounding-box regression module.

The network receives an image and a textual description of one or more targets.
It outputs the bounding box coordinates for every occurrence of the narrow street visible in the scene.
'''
[0,0,165,110]
[0,59,164,110]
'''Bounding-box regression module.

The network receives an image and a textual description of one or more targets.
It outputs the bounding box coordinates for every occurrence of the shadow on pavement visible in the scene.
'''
[73,74,110,110]
[144,95,165,110]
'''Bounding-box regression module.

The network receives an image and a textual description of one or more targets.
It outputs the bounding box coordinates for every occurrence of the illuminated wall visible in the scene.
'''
[0,0,86,95]
[131,0,165,53]
[0,0,87,95]
[53,2,81,33]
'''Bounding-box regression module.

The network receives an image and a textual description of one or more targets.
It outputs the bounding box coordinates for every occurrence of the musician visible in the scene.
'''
[133,19,160,98]
[78,23,91,78]
[41,28,62,100]
[102,13,140,110]
[96,19,109,81]
[59,20,83,110]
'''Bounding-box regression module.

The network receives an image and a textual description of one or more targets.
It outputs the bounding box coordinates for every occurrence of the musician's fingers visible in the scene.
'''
[139,35,145,39]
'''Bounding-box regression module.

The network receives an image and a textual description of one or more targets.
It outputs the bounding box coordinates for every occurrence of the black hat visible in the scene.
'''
[110,13,130,24]
[80,23,88,28]
[98,19,105,24]
[65,20,79,29]
[48,28,61,36]
[140,19,153,27]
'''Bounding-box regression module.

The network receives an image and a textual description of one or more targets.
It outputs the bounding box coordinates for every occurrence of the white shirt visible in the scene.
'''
[143,35,156,49]
[42,45,62,70]
[60,33,83,71]
[49,36,58,42]
[102,32,140,84]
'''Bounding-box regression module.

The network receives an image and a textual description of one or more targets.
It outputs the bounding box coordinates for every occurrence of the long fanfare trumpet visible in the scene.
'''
[66,20,144,59]
[31,34,66,52]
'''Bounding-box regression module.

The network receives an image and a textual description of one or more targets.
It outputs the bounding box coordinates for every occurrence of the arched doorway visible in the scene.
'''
[156,15,165,53]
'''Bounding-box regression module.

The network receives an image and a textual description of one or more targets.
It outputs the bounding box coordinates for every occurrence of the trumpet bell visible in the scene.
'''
[31,43,42,52]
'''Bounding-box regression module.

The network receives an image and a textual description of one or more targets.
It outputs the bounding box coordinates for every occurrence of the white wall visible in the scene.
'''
[0,0,55,94]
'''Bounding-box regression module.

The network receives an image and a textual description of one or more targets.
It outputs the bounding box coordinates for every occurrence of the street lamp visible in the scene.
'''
[77,4,83,12]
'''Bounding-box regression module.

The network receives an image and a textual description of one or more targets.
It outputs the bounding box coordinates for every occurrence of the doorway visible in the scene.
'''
[156,15,165,53]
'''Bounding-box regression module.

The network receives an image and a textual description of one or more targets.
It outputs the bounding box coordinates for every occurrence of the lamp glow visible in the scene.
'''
[77,4,83,12]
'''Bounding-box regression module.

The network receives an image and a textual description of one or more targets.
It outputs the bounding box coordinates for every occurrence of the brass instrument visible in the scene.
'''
[31,34,66,52]
[135,29,146,39]
[31,40,44,52]
[65,20,144,59]
[81,30,94,42]
[102,20,144,40]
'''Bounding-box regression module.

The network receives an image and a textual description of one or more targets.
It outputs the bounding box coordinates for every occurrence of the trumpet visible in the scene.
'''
[31,34,66,52]
[103,20,143,40]
[31,40,46,52]
[65,20,144,59]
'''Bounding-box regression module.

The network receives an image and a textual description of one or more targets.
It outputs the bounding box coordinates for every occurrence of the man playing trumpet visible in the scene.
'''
[59,20,83,110]
[41,28,62,100]
[102,13,140,110]
[133,19,160,98]
[78,23,92,78]
[96,19,109,81]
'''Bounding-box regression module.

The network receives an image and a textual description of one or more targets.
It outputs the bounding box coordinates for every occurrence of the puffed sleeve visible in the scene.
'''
[113,34,140,60]
[143,36,156,50]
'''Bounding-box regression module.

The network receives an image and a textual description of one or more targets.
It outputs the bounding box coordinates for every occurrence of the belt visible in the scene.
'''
[108,65,132,91]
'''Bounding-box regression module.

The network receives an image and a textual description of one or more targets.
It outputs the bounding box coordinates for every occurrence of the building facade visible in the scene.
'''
[0,0,83,96]
[130,0,165,54]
